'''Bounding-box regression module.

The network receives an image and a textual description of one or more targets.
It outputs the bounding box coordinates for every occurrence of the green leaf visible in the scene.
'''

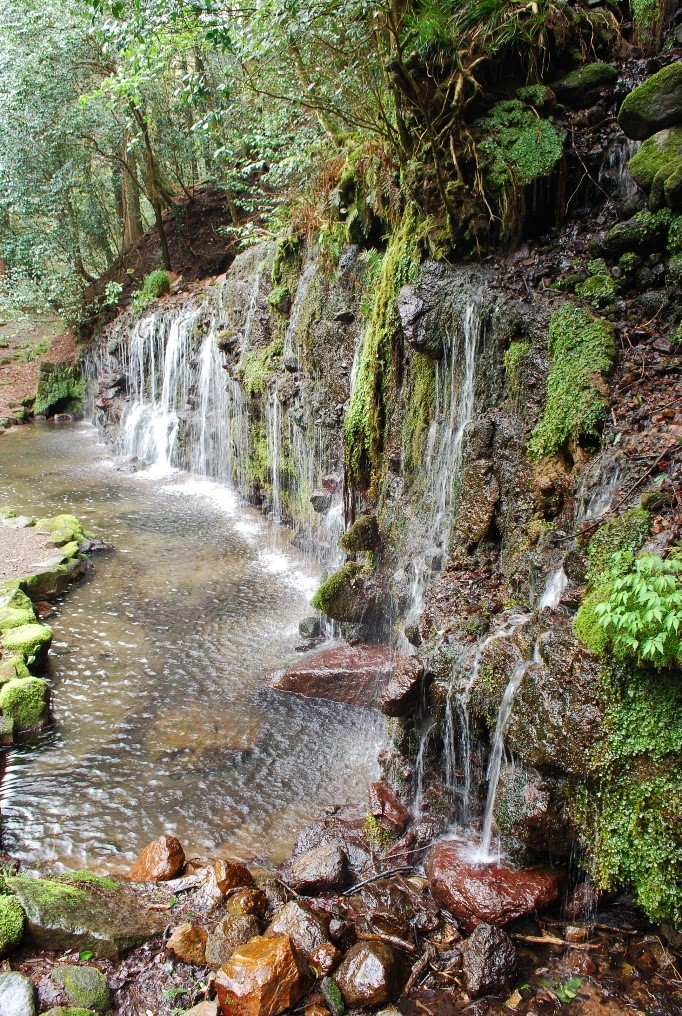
[79,950,95,961]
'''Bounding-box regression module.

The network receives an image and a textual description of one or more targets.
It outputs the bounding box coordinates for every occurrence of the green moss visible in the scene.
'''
[1,622,52,663]
[52,965,111,1012]
[402,352,436,471]
[0,677,48,730]
[62,872,119,891]
[34,365,84,417]
[339,514,381,554]
[584,509,650,586]
[516,84,555,109]
[311,562,362,614]
[6,876,88,907]
[573,589,610,655]
[364,812,391,848]
[35,514,86,545]
[343,205,425,486]
[575,274,616,305]
[629,128,682,208]
[0,894,24,955]
[504,339,531,402]
[132,270,172,313]
[241,338,284,398]
[267,285,291,312]
[44,1009,98,1016]
[528,303,615,460]
[0,605,36,632]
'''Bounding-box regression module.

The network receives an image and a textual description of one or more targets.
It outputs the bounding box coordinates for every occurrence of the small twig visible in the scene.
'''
[357,931,416,954]
[341,866,413,895]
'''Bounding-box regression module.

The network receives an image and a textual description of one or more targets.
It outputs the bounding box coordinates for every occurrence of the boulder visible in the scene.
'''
[51,966,110,1012]
[6,874,167,959]
[270,643,396,709]
[0,971,36,1016]
[206,915,260,969]
[424,841,563,930]
[380,656,424,717]
[551,62,618,108]
[0,677,49,733]
[283,845,349,894]
[462,923,518,998]
[495,764,573,857]
[298,617,321,640]
[453,460,500,546]
[211,859,255,895]
[166,923,209,965]
[618,63,682,140]
[629,128,682,209]
[265,900,331,959]
[215,934,312,1016]
[397,286,437,356]
[310,490,332,515]
[310,563,372,624]
[128,835,185,882]
[333,941,402,1007]
[0,895,24,955]
[592,214,669,259]
[0,622,52,670]
[339,514,381,553]
[225,889,267,919]
[368,780,410,833]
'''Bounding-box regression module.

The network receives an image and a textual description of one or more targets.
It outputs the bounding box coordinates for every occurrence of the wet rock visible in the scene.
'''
[495,764,573,857]
[424,841,563,931]
[0,971,36,1016]
[618,63,682,140]
[183,1004,219,1016]
[462,923,518,998]
[320,976,345,1016]
[128,835,185,882]
[251,874,293,922]
[397,286,440,357]
[551,62,617,108]
[283,845,349,894]
[565,881,599,920]
[166,923,209,965]
[215,934,312,1016]
[368,779,410,833]
[309,940,341,975]
[226,889,268,919]
[310,490,332,514]
[266,900,332,959]
[293,805,372,874]
[593,216,669,259]
[270,643,396,709]
[339,514,381,553]
[453,460,499,546]
[206,915,260,969]
[6,874,167,959]
[629,128,682,209]
[51,965,110,1012]
[299,616,321,640]
[333,941,402,1007]
[380,656,424,717]
[211,859,255,895]
[321,473,341,494]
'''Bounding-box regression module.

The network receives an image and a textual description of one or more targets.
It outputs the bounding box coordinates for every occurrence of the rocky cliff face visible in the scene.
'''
[88,50,682,926]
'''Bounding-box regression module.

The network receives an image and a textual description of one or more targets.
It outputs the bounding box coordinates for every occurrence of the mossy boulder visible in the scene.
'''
[34,364,84,418]
[6,875,167,959]
[44,1010,98,1016]
[339,514,381,553]
[1,622,52,668]
[629,128,682,210]
[592,209,670,259]
[618,64,682,141]
[311,563,370,623]
[21,556,87,600]
[35,514,86,547]
[0,895,25,956]
[52,966,111,1013]
[552,62,618,108]
[0,677,49,731]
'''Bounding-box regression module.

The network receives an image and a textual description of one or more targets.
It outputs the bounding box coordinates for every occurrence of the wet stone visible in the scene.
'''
[462,923,518,999]
[166,923,209,965]
[225,889,268,919]
[380,657,424,717]
[215,933,312,1016]
[265,900,331,959]
[206,915,260,970]
[368,779,410,833]
[0,971,37,1016]
[51,966,110,1013]
[211,859,255,895]
[333,941,402,1008]
[283,844,349,894]
[128,834,185,882]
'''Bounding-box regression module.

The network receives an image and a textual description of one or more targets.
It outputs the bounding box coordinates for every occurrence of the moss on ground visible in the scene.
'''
[528,302,615,460]
[504,339,531,402]
[0,895,24,955]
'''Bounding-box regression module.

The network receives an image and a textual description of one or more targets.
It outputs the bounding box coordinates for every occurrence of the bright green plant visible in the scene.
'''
[132,270,172,314]
[593,551,682,668]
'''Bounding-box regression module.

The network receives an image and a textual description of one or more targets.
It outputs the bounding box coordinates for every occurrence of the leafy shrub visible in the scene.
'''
[132,270,172,314]
[593,551,682,668]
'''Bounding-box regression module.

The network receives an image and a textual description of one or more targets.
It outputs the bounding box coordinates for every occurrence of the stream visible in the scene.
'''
[0,422,384,873]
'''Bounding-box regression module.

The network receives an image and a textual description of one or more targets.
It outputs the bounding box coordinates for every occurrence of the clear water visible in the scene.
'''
[0,423,383,872]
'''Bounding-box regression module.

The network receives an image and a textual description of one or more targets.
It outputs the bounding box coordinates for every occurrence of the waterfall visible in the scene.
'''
[407,301,482,623]
[537,565,568,610]
[266,392,282,523]
[598,138,640,202]
[283,262,316,363]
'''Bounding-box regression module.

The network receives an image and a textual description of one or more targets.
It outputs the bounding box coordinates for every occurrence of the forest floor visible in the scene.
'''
[0,316,76,421]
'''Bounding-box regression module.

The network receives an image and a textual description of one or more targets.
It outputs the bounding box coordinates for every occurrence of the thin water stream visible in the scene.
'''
[0,423,383,873]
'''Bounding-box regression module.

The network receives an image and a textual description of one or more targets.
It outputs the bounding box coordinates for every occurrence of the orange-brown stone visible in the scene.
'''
[215,934,312,1016]
[213,859,255,895]
[166,923,208,965]
[128,835,185,882]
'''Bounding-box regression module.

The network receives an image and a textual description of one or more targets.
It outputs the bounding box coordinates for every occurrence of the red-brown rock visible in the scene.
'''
[215,934,312,1016]
[424,841,563,931]
[284,843,349,894]
[380,656,424,717]
[270,644,396,709]
[128,835,185,882]
[368,779,411,833]
[212,859,255,895]
[333,941,402,1007]
[166,923,208,965]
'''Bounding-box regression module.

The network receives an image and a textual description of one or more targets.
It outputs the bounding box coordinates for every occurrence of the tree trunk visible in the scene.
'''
[121,139,143,249]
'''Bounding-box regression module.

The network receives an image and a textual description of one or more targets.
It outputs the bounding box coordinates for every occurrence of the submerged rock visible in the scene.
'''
[424,841,563,930]
[270,643,395,709]
[282,845,349,894]
[215,934,312,1016]
[333,941,402,1007]
[462,923,518,998]
[128,835,185,882]
[6,874,167,959]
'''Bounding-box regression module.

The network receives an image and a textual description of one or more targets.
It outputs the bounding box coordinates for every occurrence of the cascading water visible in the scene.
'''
[598,138,640,202]
[266,391,282,524]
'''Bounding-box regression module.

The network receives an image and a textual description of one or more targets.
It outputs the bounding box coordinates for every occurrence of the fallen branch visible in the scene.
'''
[341,866,414,895]
[357,931,416,954]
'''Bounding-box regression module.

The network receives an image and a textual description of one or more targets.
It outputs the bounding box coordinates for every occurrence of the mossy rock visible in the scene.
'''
[1,622,52,667]
[0,895,24,956]
[552,62,618,108]
[593,209,670,259]
[34,365,84,418]
[629,128,682,210]
[0,604,37,633]
[516,84,556,111]
[0,715,15,747]
[0,677,49,731]
[21,556,87,600]
[52,966,111,1013]
[575,273,616,306]
[35,514,86,546]
[44,1009,98,1016]
[310,562,368,622]
[339,515,381,553]
[0,655,30,683]
[618,63,682,141]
